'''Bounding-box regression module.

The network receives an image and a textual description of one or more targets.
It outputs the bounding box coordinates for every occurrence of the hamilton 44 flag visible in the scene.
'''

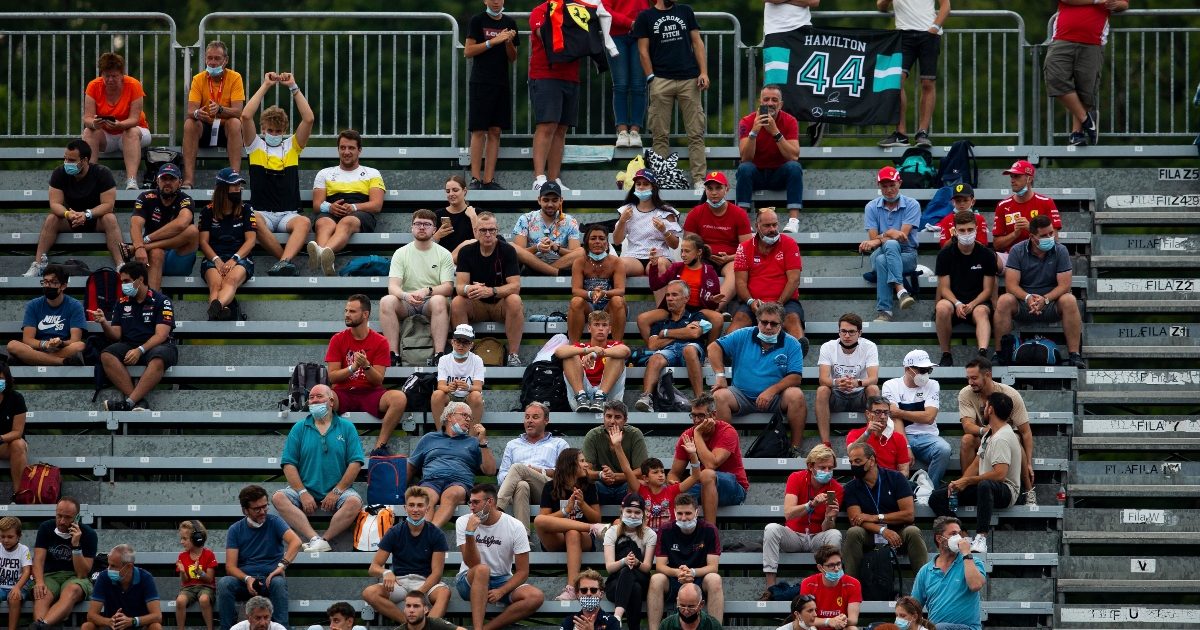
[763,27,904,125]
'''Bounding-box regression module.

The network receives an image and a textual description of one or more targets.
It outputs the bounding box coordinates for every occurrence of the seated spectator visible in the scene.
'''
[934,184,989,248]
[893,595,936,630]
[129,164,200,289]
[512,181,584,275]
[0,364,30,490]
[841,444,928,581]
[729,209,806,346]
[452,212,525,367]
[582,401,647,504]
[0,516,31,630]
[776,593,819,630]
[464,3,519,190]
[910,518,985,630]
[884,350,950,488]
[815,313,879,447]
[533,448,602,601]
[649,234,726,344]
[736,85,803,232]
[959,357,1035,506]
[91,261,178,412]
[670,394,748,523]
[272,384,365,552]
[241,72,314,277]
[846,396,911,477]
[858,166,920,322]
[380,209,456,367]
[394,590,464,630]
[603,494,657,630]
[199,168,257,321]
[217,485,301,630]
[82,52,151,190]
[175,519,217,630]
[496,401,569,528]
[433,175,479,261]
[362,487,451,623]
[761,445,843,597]
[31,498,97,630]
[991,160,1061,260]
[683,171,751,306]
[616,452,699,532]
[634,280,707,410]
[800,545,860,630]
[304,601,367,630]
[935,209,997,366]
[24,140,123,276]
[614,169,682,278]
[6,264,86,366]
[182,40,244,187]
[994,214,1086,368]
[229,597,286,630]
[560,569,620,630]
[455,483,545,630]
[568,224,627,344]
[647,495,723,630]
[659,582,721,630]
[82,544,163,630]
[308,129,386,276]
[410,403,497,527]
[326,294,407,454]
[557,311,631,413]
[431,325,486,427]
[709,302,808,456]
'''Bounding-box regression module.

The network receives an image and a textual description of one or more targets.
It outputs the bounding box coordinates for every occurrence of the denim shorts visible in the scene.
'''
[455,572,515,605]
[279,485,360,510]
[686,470,747,506]
[655,342,704,366]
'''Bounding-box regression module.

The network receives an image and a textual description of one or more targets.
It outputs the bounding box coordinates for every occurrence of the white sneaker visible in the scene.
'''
[784,217,800,233]
[693,181,705,193]
[302,536,331,553]
[555,177,570,191]
[306,241,321,271]
[22,255,48,278]
[628,130,643,148]
[125,178,139,190]
[616,130,631,148]
[970,534,988,554]
[532,174,548,191]
[1024,488,1038,505]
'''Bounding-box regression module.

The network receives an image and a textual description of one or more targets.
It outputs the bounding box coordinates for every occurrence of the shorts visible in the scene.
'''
[735,299,806,327]
[279,485,361,510]
[39,570,93,599]
[900,30,941,80]
[469,82,514,132]
[200,256,255,279]
[197,121,229,148]
[420,477,472,497]
[455,572,516,605]
[564,374,627,411]
[100,127,152,153]
[177,584,215,605]
[727,386,782,416]
[1043,39,1103,107]
[334,387,387,416]
[381,575,449,602]
[392,298,437,318]
[686,470,747,506]
[654,342,704,366]
[0,584,31,600]
[530,79,580,127]
[951,303,993,325]
[65,214,99,233]
[162,249,197,276]
[829,388,867,413]
[103,340,179,369]
[1015,299,1061,324]
[464,298,508,322]
[663,576,711,605]
[315,209,378,233]
[256,210,304,233]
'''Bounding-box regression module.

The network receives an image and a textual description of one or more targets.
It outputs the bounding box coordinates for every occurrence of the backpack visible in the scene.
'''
[766,581,801,602]
[367,455,408,506]
[895,147,936,189]
[858,544,902,601]
[89,552,109,583]
[338,255,391,277]
[517,360,569,412]
[353,505,396,552]
[84,267,119,322]
[744,411,791,458]
[141,147,183,189]
[938,139,978,188]
[651,371,691,412]
[401,372,437,413]
[920,186,955,231]
[278,362,329,413]
[1011,335,1063,366]
[399,315,434,366]
[12,463,62,504]
[474,338,504,367]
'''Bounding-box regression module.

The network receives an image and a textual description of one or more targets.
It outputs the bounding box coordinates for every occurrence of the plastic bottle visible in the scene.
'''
[948,488,958,514]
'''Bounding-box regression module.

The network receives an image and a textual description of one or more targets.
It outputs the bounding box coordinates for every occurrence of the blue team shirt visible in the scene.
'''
[714,327,804,398]
[280,413,366,501]
[91,566,160,618]
[22,295,87,342]
[911,553,986,630]
[864,195,922,253]
[112,289,175,345]
[226,514,291,576]
[378,521,449,577]
[409,432,482,488]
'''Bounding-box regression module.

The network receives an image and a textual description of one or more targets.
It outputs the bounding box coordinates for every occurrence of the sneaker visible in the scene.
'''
[425,352,440,367]
[63,353,85,367]
[208,299,224,321]
[787,445,804,459]
[532,174,548,191]
[302,536,332,553]
[799,336,810,359]
[970,534,988,554]
[268,259,298,277]
[592,391,608,410]
[1083,110,1099,145]
[306,241,322,271]
[104,398,133,412]
[978,347,990,357]
[874,311,893,322]
[482,180,506,190]
[806,122,826,147]
[319,245,336,276]
[506,353,523,367]
[878,131,909,148]
[616,130,631,148]
[469,177,484,190]
[693,181,705,193]
[1068,131,1087,147]
[783,217,800,233]
[1024,488,1038,506]
[391,351,403,367]
[1068,352,1087,369]
[575,392,591,412]
[628,130,643,148]
[555,178,570,192]
[29,622,49,630]
[554,584,577,601]
[369,444,391,457]
[991,350,1007,366]
[898,292,916,310]
[939,352,953,367]
[125,178,139,190]
[131,399,151,412]
[634,393,654,412]
[914,130,932,147]
[22,255,48,278]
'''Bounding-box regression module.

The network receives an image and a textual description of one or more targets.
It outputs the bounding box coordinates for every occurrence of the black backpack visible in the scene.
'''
[937,139,978,188]
[401,372,437,412]
[141,147,183,189]
[279,362,329,412]
[1011,335,1063,366]
[84,267,119,323]
[517,360,569,412]
[651,371,691,412]
[895,147,936,189]
[858,544,902,601]
[744,411,791,458]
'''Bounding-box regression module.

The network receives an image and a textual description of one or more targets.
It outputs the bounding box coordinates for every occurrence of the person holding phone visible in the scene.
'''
[735,86,804,232]
[760,444,843,599]
[433,175,479,262]
[30,497,98,630]
[216,485,302,630]
[82,52,152,190]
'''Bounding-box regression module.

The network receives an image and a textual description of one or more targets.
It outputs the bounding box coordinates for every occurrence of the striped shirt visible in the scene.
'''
[497,432,569,485]
[247,134,303,213]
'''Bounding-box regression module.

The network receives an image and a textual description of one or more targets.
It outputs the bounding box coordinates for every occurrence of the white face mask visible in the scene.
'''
[246,516,265,529]
[956,233,976,246]
[54,528,73,539]
[914,373,931,388]
[945,533,964,553]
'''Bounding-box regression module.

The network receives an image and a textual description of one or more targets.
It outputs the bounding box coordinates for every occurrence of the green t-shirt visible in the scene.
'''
[582,424,649,478]
[389,242,456,293]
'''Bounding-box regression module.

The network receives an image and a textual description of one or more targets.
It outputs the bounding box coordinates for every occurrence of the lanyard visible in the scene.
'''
[867,475,884,515]
[208,76,225,106]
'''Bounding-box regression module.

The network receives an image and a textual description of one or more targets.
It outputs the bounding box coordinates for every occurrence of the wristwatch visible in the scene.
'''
[878,514,886,524]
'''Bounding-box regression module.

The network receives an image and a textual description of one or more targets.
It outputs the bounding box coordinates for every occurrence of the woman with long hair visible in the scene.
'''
[613,169,681,278]
[568,223,627,343]
[532,448,601,601]
[198,168,257,321]
[603,494,656,630]
[645,232,725,343]
[433,174,480,261]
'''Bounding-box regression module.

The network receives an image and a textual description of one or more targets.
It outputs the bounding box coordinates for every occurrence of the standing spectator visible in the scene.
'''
[858,166,920,322]
[840,444,928,580]
[512,181,584,275]
[815,313,879,447]
[799,545,861,630]
[465,0,520,189]
[934,184,989,248]
[958,357,1036,506]
[935,209,997,366]
[229,597,285,630]
[669,395,749,524]
[326,295,408,454]
[533,449,602,600]
[910,517,985,630]
[634,0,709,189]
[876,0,951,148]
[605,0,647,149]
[761,445,843,597]
[431,325,487,427]
[496,401,569,528]
[361,487,451,622]
[217,486,301,630]
[0,516,32,630]
[776,594,820,630]
[92,261,178,412]
[394,590,463,630]
[556,311,631,413]
[728,209,806,345]
[991,160,1062,258]
[199,168,257,321]
[241,72,315,276]
[433,176,480,261]
[883,350,950,488]
[634,280,707,409]
[846,396,912,476]
[5,264,86,367]
[308,130,386,276]
[24,140,123,277]
[82,544,163,630]
[30,497,98,630]
[529,0,582,190]
[82,52,151,189]
[175,520,217,630]
[603,494,657,630]
[568,224,628,344]
[1045,0,1127,146]
[561,569,621,630]
[182,40,244,187]
[452,213,525,367]
[380,209,455,367]
[659,583,722,630]
[129,164,200,290]
[410,403,497,527]
[683,172,751,305]
[736,86,803,231]
[614,169,683,278]
[581,402,647,504]
[647,495,723,630]
[648,234,726,342]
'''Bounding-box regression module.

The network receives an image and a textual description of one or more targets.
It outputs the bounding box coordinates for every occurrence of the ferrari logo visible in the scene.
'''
[567,4,591,30]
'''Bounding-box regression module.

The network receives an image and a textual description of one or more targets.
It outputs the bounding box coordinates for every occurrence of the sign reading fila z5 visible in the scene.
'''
[763,27,903,125]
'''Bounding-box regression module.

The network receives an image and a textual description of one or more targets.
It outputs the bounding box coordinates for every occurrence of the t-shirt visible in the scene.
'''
[817,338,879,394]
[683,202,751,257]
[435,208,475,254]
[572,340,625,386]
[892,0,938,32]
[313,164,386,206]
[188,69,246,108]
[800,572,863,620]
[455,512,530,577]
[680,266,704,307]
[841,467,913,517]
[389,242,455,293]
[112,289,175,345]
[456,241,520,304]
[379,521,450,577]
[512,210,582,263]
[91,567,159,617]
[410,432,483,489]
[763,2,812,35]
[49,163,116,212]
[247,134,303,213]
[0,392,28,439]
[640,483,684,531]
[864,196,922,253]
[1053,1,1117,46]
[715,326,804,399]
[602,523,657,560]
[738,110,800,169]
[845,426,911,472]
[22,295,87,343]
[437,353,486,399]
[958,382,1029,432]
[529,2,582,82]
[631,4,702,79]
[784,471,844,535]
[882,377,942,437]
[0,543,31,589]
[992,194,1062,252]
[936,242,998,304]
[582,423,648,481]
[1005,239,1072,297]
[35,519,98,574]
[176,548,218,588]
[979,423,1023,505]
[936,212,990,248]
[226,515,290,576]
[325,328,390,391]
[655,520,720,568]
[911,554,986,630]
[675,421,749,490]
[86,76,149,129]
[199,203,258,260]
[281,414,366,499]
[619,205,682,259]
[134,190,195,235]
[468,12,520,85]
[733,235,803,301]
[539,481,600,521]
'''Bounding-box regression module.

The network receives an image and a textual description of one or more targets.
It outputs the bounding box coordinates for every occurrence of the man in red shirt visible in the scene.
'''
[1044,0,1128,146]
[684,171,752,307]
[845,396,911,477]
[761,444,844,596]
[729,209,806,351]
[554,310,631,412]
[325,294,408,456]
[735,86,804,233]
[991,160,1062,260]
[668,394,749,524]
[800,545,862,630]
[529,0,583,191]
[935,183,989,248]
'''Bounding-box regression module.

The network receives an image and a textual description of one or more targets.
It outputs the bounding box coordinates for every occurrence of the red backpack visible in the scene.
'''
[12,463,61,504]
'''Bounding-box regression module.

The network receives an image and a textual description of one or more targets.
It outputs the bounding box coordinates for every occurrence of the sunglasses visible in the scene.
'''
[577,587,601,595]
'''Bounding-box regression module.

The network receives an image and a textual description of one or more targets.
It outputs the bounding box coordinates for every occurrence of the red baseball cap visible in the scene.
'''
[877,166,900,182]
[703,171,729,187]
[1003,160,1035,177]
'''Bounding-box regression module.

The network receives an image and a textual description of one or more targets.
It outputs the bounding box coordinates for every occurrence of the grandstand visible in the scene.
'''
[0,8,1198,630]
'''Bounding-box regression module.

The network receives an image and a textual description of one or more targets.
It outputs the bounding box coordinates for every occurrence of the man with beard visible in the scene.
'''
[957,357,1036,506]
[216,485,302,630]
[814,313,879,448]
[451,212,525,367]
[307,129,386,276]
[379,209,456,367]
[511,181,583,275]
[729,209,806,346]
[580,400,647,504]
[395,590,463,630]
[129,163,200,289]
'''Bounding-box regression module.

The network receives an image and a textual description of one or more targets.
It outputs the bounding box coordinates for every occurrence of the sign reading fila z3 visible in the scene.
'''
[763,27,903,125]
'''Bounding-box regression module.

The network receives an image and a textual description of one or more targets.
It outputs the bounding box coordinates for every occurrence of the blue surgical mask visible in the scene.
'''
[1037,237,1056,252]
[621,516,642,528]
[121,282,137,297]
[676,518,697,533]
[706,198,725,209]
[760,233,780,245]
[451,422,468,436]
[1013,185,1029,197]
[757,331,778,344]
[0,380,6,393]
[107,569,121,582]
[894,619,910,630]
[814,470,833,484]
[824,568,843,583]
[587,251,608,262]
[452,350,470,360]
[883,193,900,203]
[697,319,713,334]
[633,189,653,201]
[263,133,284,148]
[206,65,224,77]
[63,162,81,176]
[405,516,425,527]
[308,403,329,419]
[486,6,503,16]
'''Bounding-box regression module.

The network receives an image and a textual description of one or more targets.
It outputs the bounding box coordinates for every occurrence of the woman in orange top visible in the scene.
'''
[82,52,152,191]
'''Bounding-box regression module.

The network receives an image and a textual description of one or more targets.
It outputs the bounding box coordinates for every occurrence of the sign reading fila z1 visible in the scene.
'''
[763,27,903,125]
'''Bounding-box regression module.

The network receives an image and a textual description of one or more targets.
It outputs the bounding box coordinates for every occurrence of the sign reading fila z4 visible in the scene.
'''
[763,27,903,125]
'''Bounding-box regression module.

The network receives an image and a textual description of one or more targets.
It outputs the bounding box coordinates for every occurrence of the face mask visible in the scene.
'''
[823,569,844,583]
[452,350,471,360]
[206,65,224,77]
[405,516,425,527]
[579,595,602,612]
[63,162,81,176]
[107,569,122,582]
[706,198,725,208]
[485,6,503,16]
[633,189,653,201]
[587,251,608,262]
[679,611,700,624]
[1037,237,1056,252]
[883,193,899,203]
[676,518,697,533]
[914,373,930,388]
[945,533,963,553]
[451,422,468,436]
[54,526,73,538]
[814,470,833,484]
[894,619,911,630]
[1013,185,1029,197]
[245,516,264,529]
[263,133,284,148]
[839,341,858,350]
[227,192,242,205]
[760,233,780,245]
[308,403,329,419]
[0,380,6,394]
[850,464,868,480]
[121,282,137,297]
[44,285,64,300]
[698,319,713,334]
[474,507,491,521]
[757,331,778,344]
[957,233,976,246]
[621,516,643,528]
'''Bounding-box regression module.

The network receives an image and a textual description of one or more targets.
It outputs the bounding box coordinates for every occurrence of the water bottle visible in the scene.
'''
[948,488,958,514]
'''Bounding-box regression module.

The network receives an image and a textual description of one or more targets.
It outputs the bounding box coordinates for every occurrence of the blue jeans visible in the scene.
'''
[870,240,917,314]
[735,161,804,209]
[596,481,630,505]
[609,34,646,128]
[687,470,748,506]
[217,574,288,630]
[907,431,952,488]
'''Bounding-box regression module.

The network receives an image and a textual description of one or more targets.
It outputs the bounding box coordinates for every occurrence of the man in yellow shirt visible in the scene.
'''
[182,41,245,188]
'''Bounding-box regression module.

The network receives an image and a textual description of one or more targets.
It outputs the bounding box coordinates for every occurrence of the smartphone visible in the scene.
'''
[758,105,769,116]
[95,115,117,123]
[441,217,451,228]
[825,490,836,504]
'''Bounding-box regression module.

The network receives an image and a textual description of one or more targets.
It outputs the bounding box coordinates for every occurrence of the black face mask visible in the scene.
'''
[839,341,859,350]
[43,286,61,300]
[679,611,700,624]
[226,192,242,205]
[850,463,868,480]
